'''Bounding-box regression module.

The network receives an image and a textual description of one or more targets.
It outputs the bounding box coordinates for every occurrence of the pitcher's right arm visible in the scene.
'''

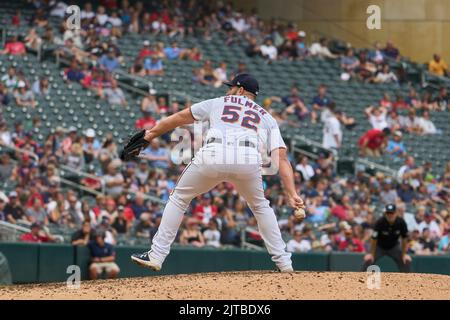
[271,147,304,210]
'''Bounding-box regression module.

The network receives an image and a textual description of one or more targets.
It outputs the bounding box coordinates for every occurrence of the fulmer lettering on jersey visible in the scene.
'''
[223,96,267,116]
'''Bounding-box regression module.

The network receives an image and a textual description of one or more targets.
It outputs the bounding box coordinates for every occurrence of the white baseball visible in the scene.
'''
[294,207,306,220]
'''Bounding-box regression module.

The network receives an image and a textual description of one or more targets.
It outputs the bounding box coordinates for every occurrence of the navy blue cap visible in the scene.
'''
[224,73,259,96]
[385,204,396,213]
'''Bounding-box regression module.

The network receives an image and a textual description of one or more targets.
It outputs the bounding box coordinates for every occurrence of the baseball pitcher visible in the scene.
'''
[122,74,305,272]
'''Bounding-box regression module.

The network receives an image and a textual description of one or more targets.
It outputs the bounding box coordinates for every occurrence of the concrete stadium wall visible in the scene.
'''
[0,243,449,284]
[235,0,450,63]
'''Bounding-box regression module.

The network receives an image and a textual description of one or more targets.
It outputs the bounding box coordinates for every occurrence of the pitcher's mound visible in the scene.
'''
[1,271,449,300]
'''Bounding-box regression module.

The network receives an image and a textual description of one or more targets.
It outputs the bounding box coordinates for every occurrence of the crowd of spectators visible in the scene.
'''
[1,112,449,255]
[0,0,449,258]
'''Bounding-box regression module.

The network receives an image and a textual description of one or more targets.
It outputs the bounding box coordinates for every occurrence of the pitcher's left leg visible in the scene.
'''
[230,173,293,271]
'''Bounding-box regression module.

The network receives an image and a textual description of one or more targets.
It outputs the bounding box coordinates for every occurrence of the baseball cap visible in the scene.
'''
[68,126,77,133]
[126,162,136,169]
[224,73,259,96]
[385,204,396,213]
[382,127,391,135]
[394,131,402,137]
[85,128,96,138]
[30,222,41,229]
[143,40,150,46]
[9,191,18,198]
[298,30,306,37]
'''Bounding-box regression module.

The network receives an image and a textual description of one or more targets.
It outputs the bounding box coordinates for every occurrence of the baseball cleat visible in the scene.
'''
[277,265,294,272]
[131,251,162,271]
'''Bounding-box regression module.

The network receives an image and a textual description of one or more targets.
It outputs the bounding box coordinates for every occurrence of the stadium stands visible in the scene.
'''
[0,0,449,257]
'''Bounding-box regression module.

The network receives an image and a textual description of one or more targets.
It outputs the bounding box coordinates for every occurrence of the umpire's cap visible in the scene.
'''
[224,73,259,96]
[385,204,396,213]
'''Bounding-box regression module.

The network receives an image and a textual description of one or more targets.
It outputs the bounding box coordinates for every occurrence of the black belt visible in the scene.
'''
[207,138,256,148]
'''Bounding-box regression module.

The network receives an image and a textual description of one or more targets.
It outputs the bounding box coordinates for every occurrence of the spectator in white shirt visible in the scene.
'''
[103,162,124,197]
[107,11,123,28]
[81,2,95,20]
[371,64,398,83]
[103,80,127,106]
[213,61,228,88]
[260,38,278,61]
[309,38,338,59]
[365,105,388,130]
[295,156,315,181]
[416,110,437,135]
[1,66,18,89]
[95,5,109,26]
[229,12,249,33]
[386,110,402,131]
[397,202,418,232]
[203,219,221,248]
[50,1,68,18]
[418,213,441,239]
[322,106,342,150]
[63,27,83,48]
[400,109,422,134]
[0,122,12,146]
[287,230,312,253]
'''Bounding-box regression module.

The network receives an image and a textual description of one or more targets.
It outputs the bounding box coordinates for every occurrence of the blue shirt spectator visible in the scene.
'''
[312,95,330,108]
[164,43,182,60]
[88,238,115,258]
[99,51,120,72]
[386,137,406,159]
[438,234,449,252]
[144,58,163,71]
[397,182,415,203]
[141,140,170,169]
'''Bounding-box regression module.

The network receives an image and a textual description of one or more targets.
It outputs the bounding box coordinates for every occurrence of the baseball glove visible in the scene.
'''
[120,130,149,161]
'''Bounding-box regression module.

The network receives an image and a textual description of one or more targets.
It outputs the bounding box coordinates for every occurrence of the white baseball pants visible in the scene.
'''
[149,146,292,271]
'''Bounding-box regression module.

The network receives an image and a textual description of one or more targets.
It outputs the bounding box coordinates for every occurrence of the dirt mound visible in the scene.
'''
[1,271,449,300]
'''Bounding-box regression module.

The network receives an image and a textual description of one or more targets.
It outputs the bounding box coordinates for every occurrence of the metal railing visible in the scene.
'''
[0,221,29,242]
[0,221,64,243]
[291,134,332,154]
[0,144,39,162]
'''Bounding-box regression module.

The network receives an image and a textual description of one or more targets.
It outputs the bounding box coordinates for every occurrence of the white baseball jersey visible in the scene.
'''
[190,95,286,168]
[322,115,342,149]
[147,94,293,272]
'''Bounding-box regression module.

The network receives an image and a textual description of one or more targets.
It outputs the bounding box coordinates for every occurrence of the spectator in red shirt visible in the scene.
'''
[338,228,365,252]
[20,223,55,243]
[12,10,21,26]
[1,36,26,56]
[193,194,218,226]
[392,94,408,111]
[358,127,391,157]
[284,23,299,41]
[82,69,107,98]
[138,40,154,60]
[379,93,392,109]
[92,195,106,218]
[135,111,157,130]
[25,183,44,209]
[100,0,118,10]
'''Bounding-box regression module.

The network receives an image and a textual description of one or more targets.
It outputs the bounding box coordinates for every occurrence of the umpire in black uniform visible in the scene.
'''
[362,204,411,272]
